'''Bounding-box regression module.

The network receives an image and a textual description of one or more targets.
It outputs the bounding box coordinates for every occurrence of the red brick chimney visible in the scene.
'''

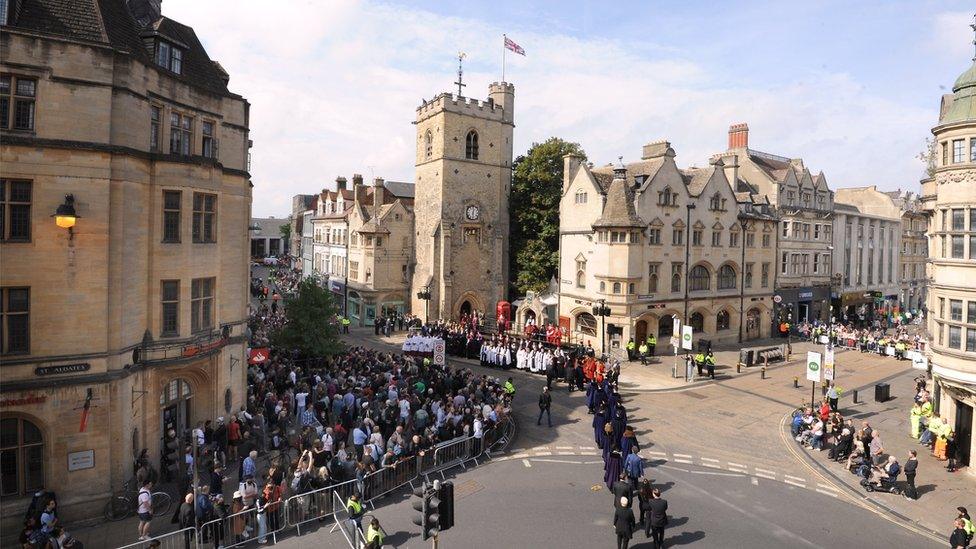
[728,123,749,150]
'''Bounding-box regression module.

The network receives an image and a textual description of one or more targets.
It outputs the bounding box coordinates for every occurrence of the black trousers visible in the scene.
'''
[648,526,665,548]
[616,534,631,549]
[903,472,917,499]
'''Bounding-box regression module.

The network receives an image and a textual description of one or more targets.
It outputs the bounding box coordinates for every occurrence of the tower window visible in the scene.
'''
[424,130,432,159]
[465,130,479,160]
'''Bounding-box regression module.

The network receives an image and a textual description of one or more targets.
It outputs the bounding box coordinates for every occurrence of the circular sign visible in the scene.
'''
[773,295,782,304]
[683,333,691,341]
[808,361,819,371]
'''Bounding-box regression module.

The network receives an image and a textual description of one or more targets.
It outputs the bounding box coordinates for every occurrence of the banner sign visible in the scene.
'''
[806,351,823,383]
[681,325,693,351]
[672,317,681,339]
[432,340,446,366]
[248,348,270,364]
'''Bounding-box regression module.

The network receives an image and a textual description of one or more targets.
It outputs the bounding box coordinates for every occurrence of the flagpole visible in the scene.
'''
[502,34,506,82]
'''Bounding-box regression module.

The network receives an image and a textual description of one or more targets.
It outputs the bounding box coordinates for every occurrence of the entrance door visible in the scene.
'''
[956,401,973,467]
[798,302,810,323]
[634,320,648,344]
[460,300,472,318]
[746,309,761,340]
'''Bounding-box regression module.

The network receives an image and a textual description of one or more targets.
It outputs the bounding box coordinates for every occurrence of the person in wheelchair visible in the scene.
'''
[861,456,901,493]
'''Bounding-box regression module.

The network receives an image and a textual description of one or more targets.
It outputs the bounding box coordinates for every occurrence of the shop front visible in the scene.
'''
[838,291,881,325]
[773,286,830,326]
[328,279,346,316]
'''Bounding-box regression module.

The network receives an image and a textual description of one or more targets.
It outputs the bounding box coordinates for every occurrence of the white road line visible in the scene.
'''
[645,450,667,457]
[700,457,720,463]
[817,483,837,491]
[701,462,725,469]
[673,453,693,458]
[555,446,573,450]
[751,477,759,486]
[530,458,590,465]
[580,446,595,451]
[727,462,746,468]
[522,459,532,468]
[754,468,776,476]
[784,479,806,488]
[816,488,838,497]
[673,458,693,464]
[511,448,526,453]
[755,472,776,480]
[784,474,806,482]
[510,453,528,459]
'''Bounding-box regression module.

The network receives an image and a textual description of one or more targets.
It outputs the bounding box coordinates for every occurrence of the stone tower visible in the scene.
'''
[411,82,515,321]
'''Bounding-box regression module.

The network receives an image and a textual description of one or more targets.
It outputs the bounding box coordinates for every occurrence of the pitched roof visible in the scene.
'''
[590,158,667,191]
[680,166,713,197]
[5,0,233,96]
[383,181,415,199]
[592,169,645,228]
[748,153,793,182]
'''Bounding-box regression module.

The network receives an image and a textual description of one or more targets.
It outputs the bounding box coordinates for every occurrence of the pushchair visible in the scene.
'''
[859,465,900,494]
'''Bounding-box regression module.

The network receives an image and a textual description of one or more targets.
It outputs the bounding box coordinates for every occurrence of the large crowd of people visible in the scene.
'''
[793,320,926,360]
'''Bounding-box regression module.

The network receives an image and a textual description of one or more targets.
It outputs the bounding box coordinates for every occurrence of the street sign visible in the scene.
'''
[823,348,835,381]
[806,351,823,382]
[672,317,681,339]
[773,295,782,304]
[669,336,679,348]
[681,325,693,351]
[433,340,446,366]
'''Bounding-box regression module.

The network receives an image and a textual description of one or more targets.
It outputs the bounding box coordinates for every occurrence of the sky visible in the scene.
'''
[164,0,976,218]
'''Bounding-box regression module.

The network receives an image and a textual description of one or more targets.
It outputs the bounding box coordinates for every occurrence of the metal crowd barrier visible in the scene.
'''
[116,528,197,549]
[114,416,515,548]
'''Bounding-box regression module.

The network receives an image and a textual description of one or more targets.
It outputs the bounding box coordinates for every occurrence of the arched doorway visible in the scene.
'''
[634,320,648,344]
[746,308,761,340]
[690,312,705,334]
[160,378,193,438]
[524,309,537,327]
[658,314,675,338]
[460,300,472,318]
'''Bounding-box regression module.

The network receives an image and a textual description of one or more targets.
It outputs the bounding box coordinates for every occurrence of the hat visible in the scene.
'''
[233,491,242,499]
[217,417,225,423]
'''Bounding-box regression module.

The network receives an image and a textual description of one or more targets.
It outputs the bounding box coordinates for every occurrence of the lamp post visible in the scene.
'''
[738,218,748,343]
[593,299,611,357]
[417,287,432,324]
[683,203,696,322]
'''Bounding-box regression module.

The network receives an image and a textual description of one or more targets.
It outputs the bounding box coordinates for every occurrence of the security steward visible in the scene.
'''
[646,334,657,356]
[626,338,636,360]
[694,350,706,377]
[704,350,716,379]
[346,494,365,531]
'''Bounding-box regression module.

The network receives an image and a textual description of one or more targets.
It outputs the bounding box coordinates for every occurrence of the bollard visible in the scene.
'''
[736,362,742,374]
[761,366,766,379]
[793,376,799,388]
[672,365,676,378]
[852,389,859,404]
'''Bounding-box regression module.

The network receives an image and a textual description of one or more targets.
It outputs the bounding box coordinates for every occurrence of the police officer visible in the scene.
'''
[646,334,656,356]
[694,351,705,377]
[626,338,636,361]
[704,351,716,379]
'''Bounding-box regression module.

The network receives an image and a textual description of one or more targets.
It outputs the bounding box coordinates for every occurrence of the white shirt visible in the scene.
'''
[138,488,152,514]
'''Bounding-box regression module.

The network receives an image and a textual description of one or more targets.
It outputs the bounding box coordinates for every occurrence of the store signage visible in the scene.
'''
[798,290,814,299]
[35,363,90,376]
[67,450,95,472]
[0,395,47,407]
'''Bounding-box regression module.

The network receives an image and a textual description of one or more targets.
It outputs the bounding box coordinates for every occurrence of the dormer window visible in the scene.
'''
[658,186,677,207]
[156,40,183,74]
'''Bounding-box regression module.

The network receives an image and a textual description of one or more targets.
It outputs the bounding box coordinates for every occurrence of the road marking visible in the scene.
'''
[701,462,725,469]
[755,467,776,476]
[816,488,839,497]
[522,459,531,468]
[645,450,667,457]
[673,458,693,464]
[727,461,746,468]
[751,477,759,486]
[784,474,806,483]
[817,483,838,492]
[784,479,806,488]
[511,448,526,453]
[700,457,720,463]
[580,446,595,451]
[755,472,776,480]
[510,453,528,459]
[673,453,693,458]
[531,458,591,465]
[555,446,573,450]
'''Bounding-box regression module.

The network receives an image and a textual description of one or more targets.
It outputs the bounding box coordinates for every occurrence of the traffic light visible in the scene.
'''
[437,481,455,532]
[411,482,440,540]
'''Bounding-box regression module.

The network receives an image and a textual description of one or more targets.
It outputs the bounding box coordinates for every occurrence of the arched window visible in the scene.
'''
[658,314,675,337]
[690,312,704,333]
[465,130,479,160]
[160,378,192,405]
[689,265,710,291]
[709,192,722,211]
[718,265,736,290]
[612,282,621,294]
[576,270,585,288]
[599,281,606,292]
[1,417,44,496]
[658,186,676,206]
[576,312,597,336]
[716,310,730,331]
[424,130,433,159]
[575,190,587,204]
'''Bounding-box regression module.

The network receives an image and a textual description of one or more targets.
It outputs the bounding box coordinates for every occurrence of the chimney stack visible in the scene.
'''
[728,123,749,150]
[335,176,347,191]
[373,178,385,211]
[352,174,364,188]
[352,178,363,206]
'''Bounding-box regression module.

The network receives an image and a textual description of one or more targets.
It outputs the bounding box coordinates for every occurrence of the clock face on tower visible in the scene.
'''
[465,205,480,221]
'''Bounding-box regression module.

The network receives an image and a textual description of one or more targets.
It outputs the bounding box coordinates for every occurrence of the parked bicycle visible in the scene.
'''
[103,479,173,521]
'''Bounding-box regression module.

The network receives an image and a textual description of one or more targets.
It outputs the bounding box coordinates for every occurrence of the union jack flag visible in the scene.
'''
[504,36,525,56]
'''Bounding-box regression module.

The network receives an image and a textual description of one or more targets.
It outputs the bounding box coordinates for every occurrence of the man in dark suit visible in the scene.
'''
[612,473,634,509]
[644,488,668,549]
[612,497,636,549]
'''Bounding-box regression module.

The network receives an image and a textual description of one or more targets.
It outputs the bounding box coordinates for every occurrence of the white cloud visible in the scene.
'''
[165,0,939,216]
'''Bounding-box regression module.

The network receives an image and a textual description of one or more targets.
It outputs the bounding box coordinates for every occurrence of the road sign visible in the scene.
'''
[823,348,835,381]
[672,317,681,338]
[806,351,823,382]
[669,336,679,348]
[773,295,782,304]
[681,325,693,351]
[433,340,446,366]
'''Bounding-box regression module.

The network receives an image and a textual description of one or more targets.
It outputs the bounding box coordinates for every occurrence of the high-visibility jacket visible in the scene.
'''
[504,381,516,395]
[704,354,716,365]
[639,344,649,355]
[920,401,933,418]
[346,498,363,517]
[367,524,385,544]
[962,517,975,537]
[647,335,657,346]
[626,341,636,351]
[694,353,705,364]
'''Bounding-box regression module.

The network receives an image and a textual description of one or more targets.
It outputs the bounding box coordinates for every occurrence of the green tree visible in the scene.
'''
[279,222,292,243]
[271,278,344,357]
[509,137,586,296]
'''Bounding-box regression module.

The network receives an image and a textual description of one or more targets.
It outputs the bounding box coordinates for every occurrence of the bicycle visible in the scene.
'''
[103,479,173,521]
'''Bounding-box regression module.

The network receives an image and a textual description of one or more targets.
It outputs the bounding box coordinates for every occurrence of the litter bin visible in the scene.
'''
[739,349,755,368]
[874,383,890,403]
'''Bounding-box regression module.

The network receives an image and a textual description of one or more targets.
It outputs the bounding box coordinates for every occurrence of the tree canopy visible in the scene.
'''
[509,137,587,297]
[271,278,344,357]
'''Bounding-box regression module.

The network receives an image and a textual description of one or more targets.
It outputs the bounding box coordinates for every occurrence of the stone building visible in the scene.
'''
[0,0,251,527]
[557,139,778,354]
[345,178,415,325]
[921,49,976,473]
[249,217,287,259]
[311,177,353,310]
[410,83,514,321]
[830,186,903,323]
[886,190,929,313]
[717,124,835,326]
[289,193,315,270]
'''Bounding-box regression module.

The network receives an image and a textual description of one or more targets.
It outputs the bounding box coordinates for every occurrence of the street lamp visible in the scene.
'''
[738,218,748,343]
[416,287,432,324]
[53,194,79,240]
[683,203,696,322]
[592,299,611,357]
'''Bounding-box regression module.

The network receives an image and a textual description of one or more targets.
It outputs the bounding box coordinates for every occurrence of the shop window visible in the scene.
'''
[689,265,710,291]
[0,417,44,496]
